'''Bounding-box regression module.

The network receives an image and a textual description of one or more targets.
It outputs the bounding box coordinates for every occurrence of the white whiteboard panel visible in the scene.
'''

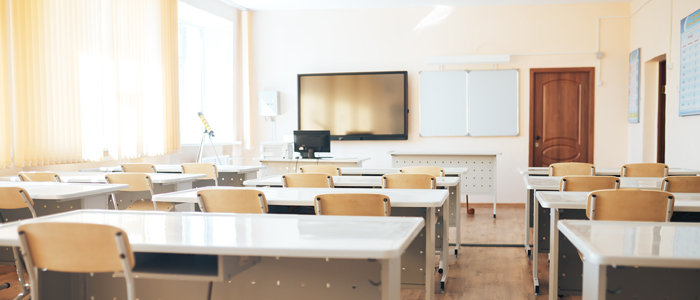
[467,70,519,136]
[419,71,468,136]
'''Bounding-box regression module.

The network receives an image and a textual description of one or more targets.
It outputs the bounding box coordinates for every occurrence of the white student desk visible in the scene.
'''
[522,176,664,262]
[389,151,501,218]
[0,209,424,300]
[0,181,128,263]
[558,220,700,300]
[254,157,370,177]
[537,191,700,299]
[340,167,468,255]
[153,187,448,299]
[1,172,205,193]
[81,165,264,187]
[516,167,700,176]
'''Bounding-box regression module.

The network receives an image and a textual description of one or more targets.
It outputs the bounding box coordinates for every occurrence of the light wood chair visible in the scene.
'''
[548,162,595,176]
[182,163,219,186]
[298,165,342,176]
[399,166,445,177]
[382,173,436,189]
[621,163,668,177]
[661,176,700,193]
[197,189,268,213]
[18,172,62,182]
[559,176,620,192]
[314,193,390,216]
[121,163,156,173]
[18,223,136,300]
[0,187,36,300]
[281,173,334,188]
[586,189,674,221]
[105,173,174,211]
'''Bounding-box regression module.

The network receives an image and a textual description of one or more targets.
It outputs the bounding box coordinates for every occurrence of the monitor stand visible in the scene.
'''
[300,149,316,159]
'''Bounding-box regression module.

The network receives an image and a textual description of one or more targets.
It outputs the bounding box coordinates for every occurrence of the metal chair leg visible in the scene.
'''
[12,247,29,300]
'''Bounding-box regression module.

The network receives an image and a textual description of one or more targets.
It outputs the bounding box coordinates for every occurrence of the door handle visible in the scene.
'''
[535,136,541,140]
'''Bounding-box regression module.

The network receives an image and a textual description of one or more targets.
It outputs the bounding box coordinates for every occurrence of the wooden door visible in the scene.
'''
[529,68,595,167]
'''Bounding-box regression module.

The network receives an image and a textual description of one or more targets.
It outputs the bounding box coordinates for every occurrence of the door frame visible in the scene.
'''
[528,67,596,167]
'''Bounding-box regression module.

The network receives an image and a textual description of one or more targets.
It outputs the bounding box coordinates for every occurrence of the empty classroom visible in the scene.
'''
[0,0,699,299]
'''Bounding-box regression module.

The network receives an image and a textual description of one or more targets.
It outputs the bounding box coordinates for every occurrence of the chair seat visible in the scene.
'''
[126,200,174,212]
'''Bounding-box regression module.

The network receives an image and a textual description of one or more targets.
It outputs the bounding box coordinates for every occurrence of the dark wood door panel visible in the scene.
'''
[530,68,594,167]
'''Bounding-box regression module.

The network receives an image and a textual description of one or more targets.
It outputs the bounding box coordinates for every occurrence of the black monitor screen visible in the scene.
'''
[294,130,330,158]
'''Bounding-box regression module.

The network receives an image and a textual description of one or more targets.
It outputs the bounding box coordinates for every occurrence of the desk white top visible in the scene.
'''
[254,157,371,163]
[523,176,664,190]
[340,167,469,176]
[1,172,205,184]
[0,182,128,200]
[153,187,449,208]
[517,167,700,176]
[87,165,265,173]
[558,220,700,268]
[243,175,460,187]
[536,191,700,212]
[389,151,502,156]
[0,210,424,259]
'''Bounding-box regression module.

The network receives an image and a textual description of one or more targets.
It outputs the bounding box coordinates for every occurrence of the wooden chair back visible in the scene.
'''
[298,165,342,176]
[382,173,436,189]
[197,189,267,214]
[105,173,154,192]
[399,166,445,177]
[314,193,390,217]
[182,163,219,184]
[559,176,619,192]
[549,162,595,176]
[121,163,156,173]
[18,172,62,182]
[105,173,174,211]
[586,189,674,222]
[0,187,36,216]
[621,163,668,177]
[661,176,700,193]
[18,223,136,300]
[282,173,334,188]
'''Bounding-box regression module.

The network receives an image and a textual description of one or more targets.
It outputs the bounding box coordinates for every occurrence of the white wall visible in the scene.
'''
[245,3,631,203]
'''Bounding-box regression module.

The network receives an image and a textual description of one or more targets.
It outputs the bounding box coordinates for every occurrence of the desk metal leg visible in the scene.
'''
[549,208,560,300]
[492,158,498,219]
[381,257,401,300]
[532,190,539,295]
[452,185,460,257]
[524,188,532,259]
[440,199,450,292]
[581,261,605,300]
[425,207,436,300]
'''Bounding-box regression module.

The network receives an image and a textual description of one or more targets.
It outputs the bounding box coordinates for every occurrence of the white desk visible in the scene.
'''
[81,165,264,187]
[154,187,448,299]
[517,167,700,176]
[390,151,501,218]
[340,167,468,177]
[254,157,370,177]
[0,209,423,300]
[538,191,700,299]
[559,220,700,300]
[1,172,205,193]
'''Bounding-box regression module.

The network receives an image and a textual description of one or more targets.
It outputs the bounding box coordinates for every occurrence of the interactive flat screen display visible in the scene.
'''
[298,71,407,140]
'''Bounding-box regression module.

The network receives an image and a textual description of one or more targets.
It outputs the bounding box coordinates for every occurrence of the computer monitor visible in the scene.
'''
[294,130,331,158]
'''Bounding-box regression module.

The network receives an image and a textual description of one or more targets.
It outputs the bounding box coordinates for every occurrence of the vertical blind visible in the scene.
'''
[1,0,179,168]
[0,0,11,169]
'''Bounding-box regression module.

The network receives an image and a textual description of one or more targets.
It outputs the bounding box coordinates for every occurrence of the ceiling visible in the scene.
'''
[231,0,630,11]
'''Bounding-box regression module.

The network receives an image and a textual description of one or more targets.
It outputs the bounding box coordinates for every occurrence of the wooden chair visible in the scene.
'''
[298,165,342,176]
[18,172,62,182]
[559,176,619,192]
[105,173,174,211]
[0,187,36,300]
[281,173,334,188]
[661,176,700,193]
[399,166,445,177]
[121,163,156,173]
[548,162,595,176]
[197,189,268,213]
[621,163,668,177]
[586,189,674,221]
[382,173,436,189]
[314,194,390,216]
[18,223,136,300]
[182,163,219,186]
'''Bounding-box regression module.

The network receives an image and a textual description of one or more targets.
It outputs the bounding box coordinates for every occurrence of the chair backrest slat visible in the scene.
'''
[298,165,342,176]
[282,173,334,188]
[399,166,445,178]
[382,173,436,189]
[121,163,156,173]
[560,176,619,192]
[18,172,62,183]
[197,189,267,214]
[586,189,674,222]
[314,193,390,217]
[549,163,595,176]
[621,163,668,177]
[660,176,700,193]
